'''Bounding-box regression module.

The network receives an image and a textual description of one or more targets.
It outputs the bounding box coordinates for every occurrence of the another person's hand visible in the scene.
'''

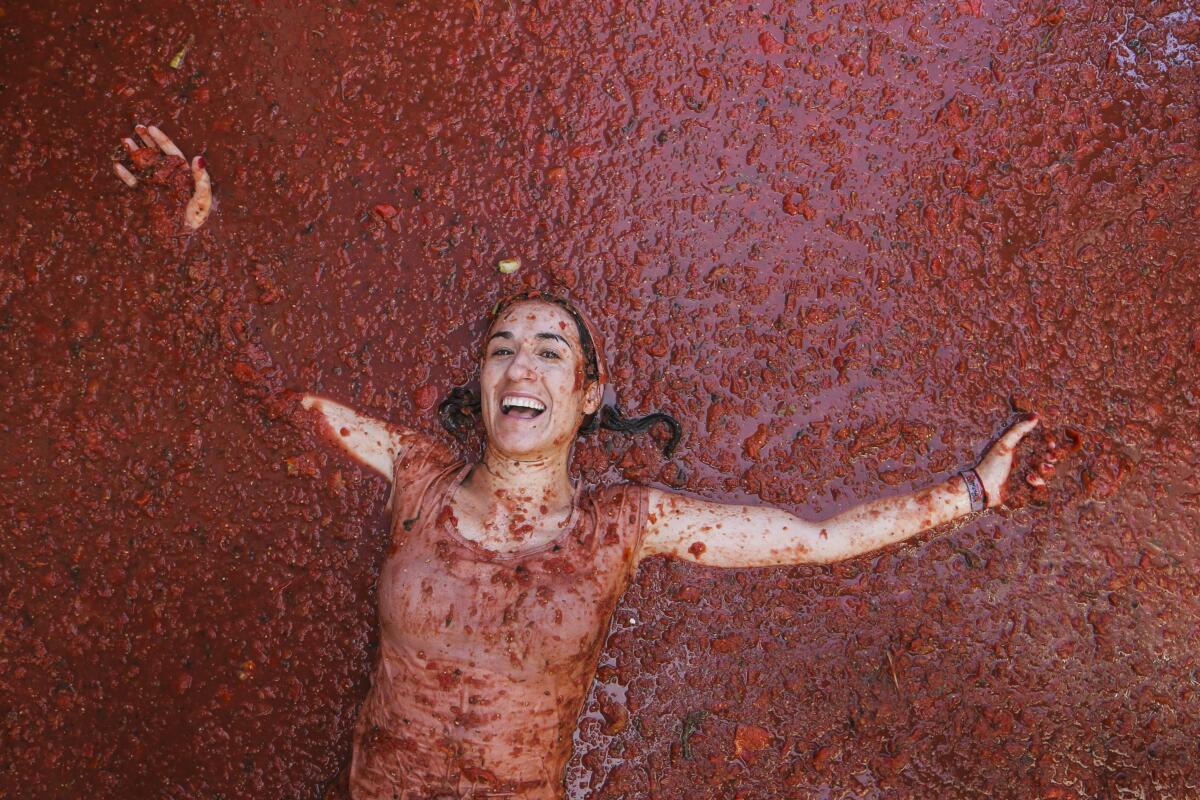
[113,125,212,230]
[975,416,1040,508]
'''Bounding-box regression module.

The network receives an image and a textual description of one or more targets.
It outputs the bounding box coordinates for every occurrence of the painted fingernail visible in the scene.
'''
[197,156,206,170]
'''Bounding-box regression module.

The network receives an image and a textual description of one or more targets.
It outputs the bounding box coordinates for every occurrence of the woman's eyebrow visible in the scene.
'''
[485,330,574,351]
[535,332,574,350]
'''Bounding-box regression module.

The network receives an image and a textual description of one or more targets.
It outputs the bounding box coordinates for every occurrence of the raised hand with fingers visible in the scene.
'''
[974,415,1041,508]
[113,124,212,231]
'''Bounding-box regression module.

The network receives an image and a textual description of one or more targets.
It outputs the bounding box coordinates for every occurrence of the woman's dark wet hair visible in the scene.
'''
[438,292,681,458]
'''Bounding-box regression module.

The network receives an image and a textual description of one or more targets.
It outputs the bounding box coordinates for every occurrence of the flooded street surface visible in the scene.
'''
[2,0,1197,797]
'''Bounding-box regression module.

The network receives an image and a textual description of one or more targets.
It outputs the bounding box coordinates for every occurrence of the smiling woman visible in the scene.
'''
[438,291,680,460]
[299,291,1045,800]
[303,294,687,799]
[80,113,1062,787]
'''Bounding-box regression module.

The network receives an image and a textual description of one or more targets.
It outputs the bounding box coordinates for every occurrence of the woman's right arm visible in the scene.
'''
[301,394,418,482]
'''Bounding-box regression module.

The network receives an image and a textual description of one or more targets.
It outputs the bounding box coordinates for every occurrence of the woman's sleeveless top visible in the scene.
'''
[349,433,651,800]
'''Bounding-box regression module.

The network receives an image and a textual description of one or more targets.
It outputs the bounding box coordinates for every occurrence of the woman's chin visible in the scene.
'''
[487,424,552,459]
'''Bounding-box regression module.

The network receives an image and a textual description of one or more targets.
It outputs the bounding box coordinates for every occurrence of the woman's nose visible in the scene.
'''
[505,347,537,380]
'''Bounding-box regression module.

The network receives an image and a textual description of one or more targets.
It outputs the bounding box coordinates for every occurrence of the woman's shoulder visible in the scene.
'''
[582,480,654,518]
[585,479,648,499]
[579,481,654,553]
[393,428,463,479]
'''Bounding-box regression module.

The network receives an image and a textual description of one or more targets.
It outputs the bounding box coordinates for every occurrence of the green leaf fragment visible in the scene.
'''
[170,34,195,69]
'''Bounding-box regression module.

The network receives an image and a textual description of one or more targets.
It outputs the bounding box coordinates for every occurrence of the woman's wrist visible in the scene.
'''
[959,468,988,512]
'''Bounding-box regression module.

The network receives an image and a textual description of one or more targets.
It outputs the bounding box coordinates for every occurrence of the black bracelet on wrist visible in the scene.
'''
[960,468,987,512]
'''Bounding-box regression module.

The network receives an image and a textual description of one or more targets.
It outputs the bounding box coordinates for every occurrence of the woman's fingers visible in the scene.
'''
[115,133,142,185]
[113,162,138,187]
[117,125,211,228]
[184,155,212,229]
[999,415,1039,452]
[134,124,157,150]
[146,125,186,159]
[973,415,1040,507]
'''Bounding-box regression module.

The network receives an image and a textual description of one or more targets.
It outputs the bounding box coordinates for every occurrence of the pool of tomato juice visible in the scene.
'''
[1,0,1197,797]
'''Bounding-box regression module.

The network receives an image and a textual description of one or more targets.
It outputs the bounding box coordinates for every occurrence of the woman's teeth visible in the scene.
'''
[502,397,546,418]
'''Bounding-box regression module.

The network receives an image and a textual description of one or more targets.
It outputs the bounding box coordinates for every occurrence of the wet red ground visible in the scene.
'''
[2,0,1198,797]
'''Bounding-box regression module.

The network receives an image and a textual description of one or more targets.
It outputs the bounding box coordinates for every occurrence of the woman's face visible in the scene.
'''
[479,300,601,461]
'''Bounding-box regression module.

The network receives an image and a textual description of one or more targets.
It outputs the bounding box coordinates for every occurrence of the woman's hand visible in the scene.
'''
[975,416,1041,508]
[112,124,212,230]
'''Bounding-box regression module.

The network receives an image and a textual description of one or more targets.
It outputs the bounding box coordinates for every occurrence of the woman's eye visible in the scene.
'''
[541,350,561,359]
[491,347,512,357]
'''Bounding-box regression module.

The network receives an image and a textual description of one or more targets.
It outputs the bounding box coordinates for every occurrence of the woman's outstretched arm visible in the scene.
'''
[301,394,419,482]
[638,416,1040,568]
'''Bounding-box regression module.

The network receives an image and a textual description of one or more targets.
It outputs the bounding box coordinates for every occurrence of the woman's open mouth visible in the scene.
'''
[501,396,546,419]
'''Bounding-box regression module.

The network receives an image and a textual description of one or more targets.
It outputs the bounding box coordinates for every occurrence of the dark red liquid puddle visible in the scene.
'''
[1,0,1197,797]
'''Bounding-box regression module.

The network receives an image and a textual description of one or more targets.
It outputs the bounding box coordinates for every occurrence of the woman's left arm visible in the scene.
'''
[639,416,1040,568]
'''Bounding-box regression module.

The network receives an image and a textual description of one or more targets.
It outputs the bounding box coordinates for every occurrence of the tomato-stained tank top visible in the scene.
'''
[349,433,650,800]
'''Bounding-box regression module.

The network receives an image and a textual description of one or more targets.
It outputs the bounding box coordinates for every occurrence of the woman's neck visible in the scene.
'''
[465,442,577,520]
